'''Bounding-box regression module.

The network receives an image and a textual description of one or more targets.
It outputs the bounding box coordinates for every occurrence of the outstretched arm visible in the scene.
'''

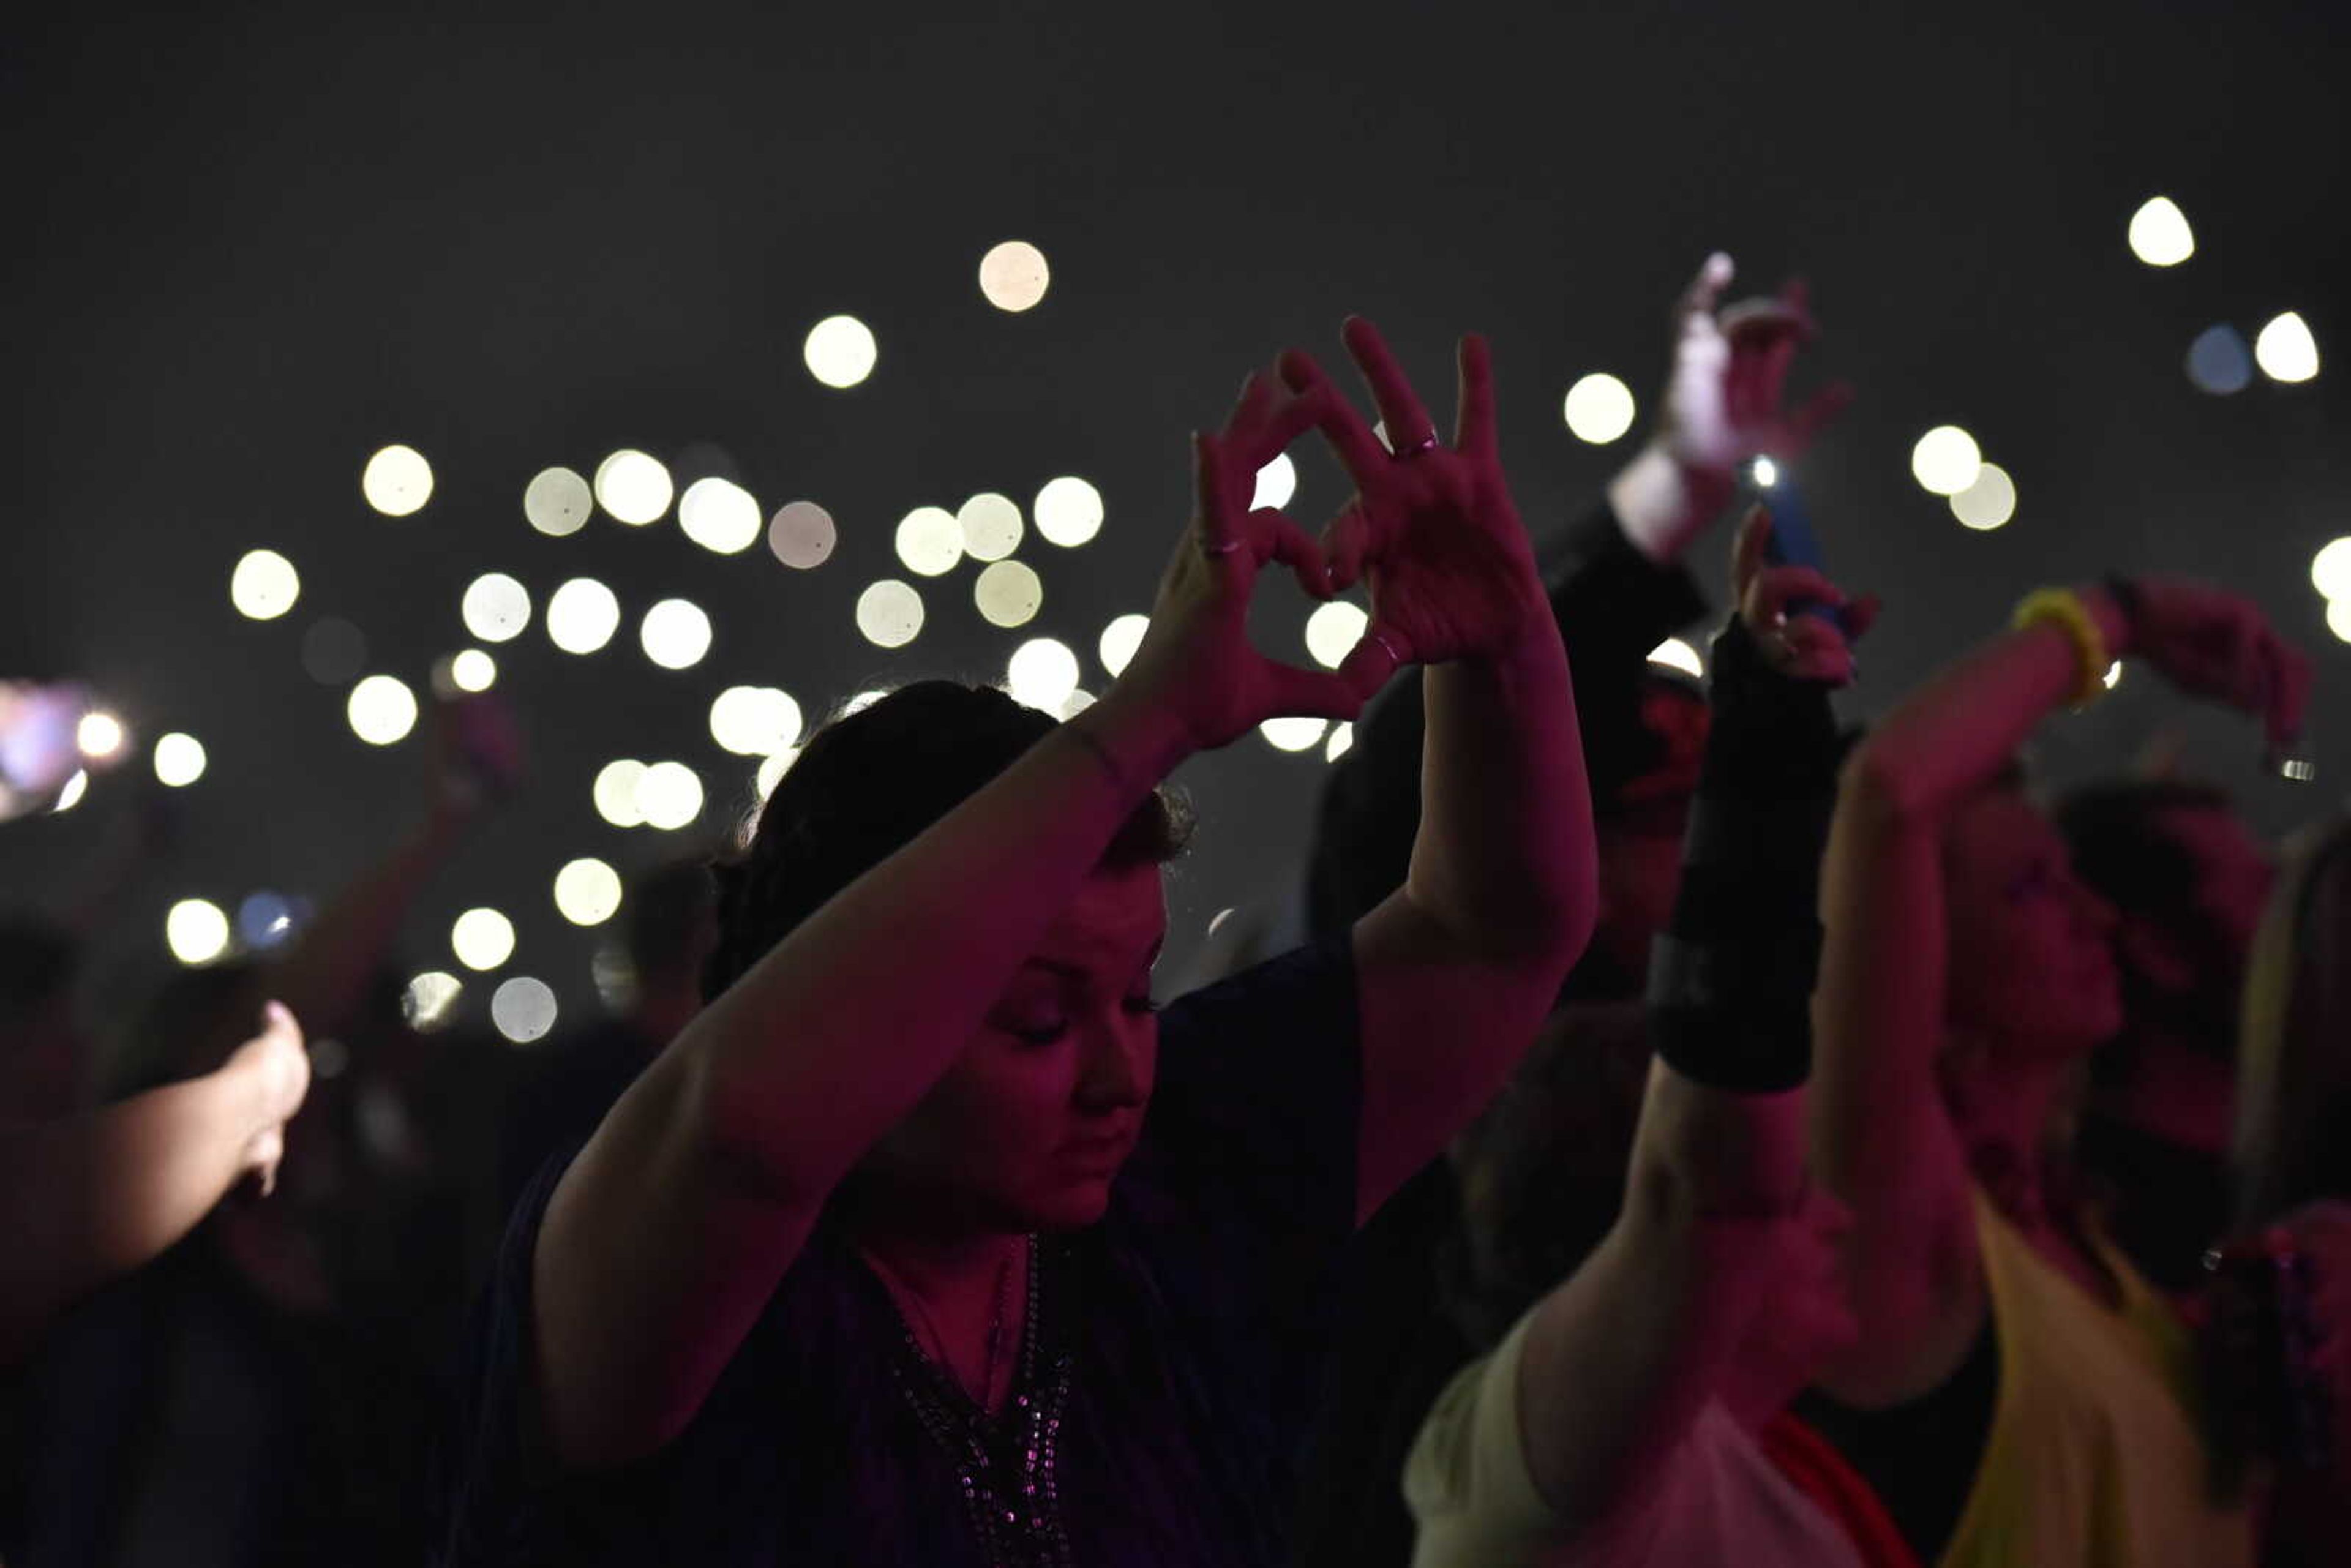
[0,1002,308,1362]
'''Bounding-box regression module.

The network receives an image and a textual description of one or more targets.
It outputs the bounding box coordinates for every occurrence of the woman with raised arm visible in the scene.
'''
[438,318,1594,1566]
[1802,576,2311,1567]
[1406,510,1900,1567]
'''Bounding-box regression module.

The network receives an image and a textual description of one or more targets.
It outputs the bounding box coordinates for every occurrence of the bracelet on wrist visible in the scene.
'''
[2011,587,2113,707]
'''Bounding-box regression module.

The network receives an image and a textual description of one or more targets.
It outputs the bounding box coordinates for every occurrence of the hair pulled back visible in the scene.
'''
[703,680,1191,1002]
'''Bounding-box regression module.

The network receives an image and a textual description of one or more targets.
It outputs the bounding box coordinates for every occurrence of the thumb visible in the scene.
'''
[1336,622,1415,701]
[1261,660,1370,722]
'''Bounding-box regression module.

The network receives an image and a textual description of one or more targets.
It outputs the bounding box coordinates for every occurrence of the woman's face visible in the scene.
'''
[1944,788,2124,1055]
[864,861,1166,1232]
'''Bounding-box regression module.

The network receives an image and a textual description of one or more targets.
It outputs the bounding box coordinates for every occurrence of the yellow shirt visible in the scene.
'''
[1938,1190,2252,1568]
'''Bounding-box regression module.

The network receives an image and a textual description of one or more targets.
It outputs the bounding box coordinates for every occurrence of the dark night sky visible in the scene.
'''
[6,1,2346,1037]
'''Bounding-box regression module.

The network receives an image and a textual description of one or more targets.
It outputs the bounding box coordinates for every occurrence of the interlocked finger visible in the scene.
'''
[1341,317,1441,457]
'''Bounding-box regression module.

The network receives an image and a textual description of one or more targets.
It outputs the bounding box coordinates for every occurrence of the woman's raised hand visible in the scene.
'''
[2110,577,2312,757]
[1109,371,1372,752]
[1277,318,1548,691]
[225,1001,310,1197]
[1730,506,1879,687]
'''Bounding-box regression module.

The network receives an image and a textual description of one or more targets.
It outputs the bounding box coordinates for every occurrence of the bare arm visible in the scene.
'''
[0,1002,307,1362]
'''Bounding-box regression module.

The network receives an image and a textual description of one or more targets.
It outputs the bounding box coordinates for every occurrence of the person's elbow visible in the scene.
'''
[1837,739,1940,831]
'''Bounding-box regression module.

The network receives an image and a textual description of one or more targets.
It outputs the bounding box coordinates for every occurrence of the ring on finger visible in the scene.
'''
[1367,629,1406,667]
[1393,430,1442,459]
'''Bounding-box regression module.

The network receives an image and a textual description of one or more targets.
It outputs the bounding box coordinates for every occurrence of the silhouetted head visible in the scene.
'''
[0,916,86,1119]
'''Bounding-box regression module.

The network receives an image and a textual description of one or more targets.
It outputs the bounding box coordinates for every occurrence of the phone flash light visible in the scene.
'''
[1751,457,1779,489]
[2280,757,2317,783]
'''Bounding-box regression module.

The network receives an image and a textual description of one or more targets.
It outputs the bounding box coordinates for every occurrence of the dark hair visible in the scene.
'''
[703,681,1192,1002]
[625,857,718,988]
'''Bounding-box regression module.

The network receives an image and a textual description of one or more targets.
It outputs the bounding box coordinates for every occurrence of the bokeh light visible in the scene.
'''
[804,315,877,389]
[2310,538,2351,601]
[347,675,419,745]
[1562,373,1637,444]
[1325,722,1354,762]
[451,907,516,971]
[403,972,463,1032]
[895,506,964,576]
[302,618,369,684]
[547,577,621,654]
[2186,325,2254,396]
[461,572,532,643]
[639,598,713,670]
[450,648,497,692]
[166,899,231,965]
[1033,476,1104,547]
[553,858,623,926]
[51,770,87,812]
[1252,454,1297,511]
[361,444,433,517]
[1949,462,2017,531]
[593,760,647,827]
[843,689,888,717]
[153,732,206,787]
[230,549,301,619]
[634,761,705,831]
[1059,689,1095,719]
[1304,601,1370,669]
[768,501,838,569]
[2126,196,2195,267]
[2329,599,2351,644]
[958,493,1025,561]
[710,686,803,756]
[1007,638,1080,712]
[524,467,593,536]
[594,449,674,525]
[754,748,801,800]
[855,580,924,648]
[978,240,1051,312]
[1647,637,1704,678]
[1751,456,1780,489]
[678,476,763,555]
[1260,716,1328,752]
[975,560,1044,628]
[76,711,124,760]
[1098,613,1149,678]
[1910,426,1982,495]
[492,977,558,1045]
[2255,312,2320,384]
[236,891,295,949]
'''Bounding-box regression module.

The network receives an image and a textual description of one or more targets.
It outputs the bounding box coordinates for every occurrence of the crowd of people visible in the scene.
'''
[1,258,2344,1566]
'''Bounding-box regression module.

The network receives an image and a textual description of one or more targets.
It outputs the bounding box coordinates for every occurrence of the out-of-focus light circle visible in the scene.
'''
[1563,373,1637,444]
[1910,426,1982,495]
[958,493,1024,561]
[1648,637,1704,678]
[768,501,837,569]
[639,598,713,670]
[2255,312,2320,384]
[843,689,888,717]
[1304,601,1369,669]
[450,648,497,692]
[76,711,124,759]
[230,549,300,619]
[1325,722,1354,762]
[2186,324,2254,395]
[2310,538,2351,601]
[804,315,877,389]
[755,748,801,799]
[1007,638,1080,712]
[1098,613,1149,678]
[594,449,674,525]
[1751,457,1780,489]
[2328,598,2351,644]
[547,577,621,654]
[1949,462,2017,531]
[978,240,1051,312]
[1260,716,1328,752]
[634,761,704,831]
[895,506,964,576]
[1033,477,1103,547]
[855,580,924,648]
[553,858,623,926]
[362,445,433,516]
[153,732,206,787]
[451,908,515,971]
[347,675,418,745]
[1058,689,1095,719]
[1252,454,1297,511]
[710,686,803,755]
[2126,197,2195,267]
[678,477,763,555]
[461,572,532,643]
[523,467,593,536]
[302,618,369,684]
[167,899,231,965]
[236,891,294,948]
[403,972,462,1031]
[51,770,88,812]
[593,760,647,827]
[975,560,1044,628]
[492,977,558,1045]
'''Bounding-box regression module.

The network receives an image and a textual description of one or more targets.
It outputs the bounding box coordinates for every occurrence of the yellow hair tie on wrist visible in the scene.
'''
[2012,587,2112,707]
